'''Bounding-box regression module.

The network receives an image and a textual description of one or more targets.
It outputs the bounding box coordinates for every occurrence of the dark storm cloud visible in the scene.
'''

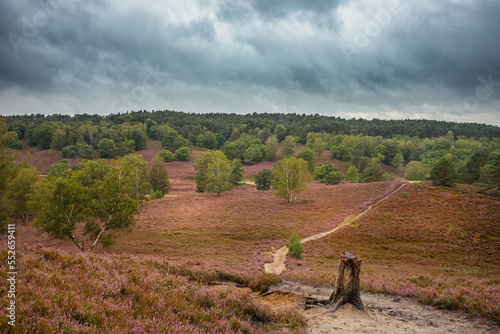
[0,0,499,124]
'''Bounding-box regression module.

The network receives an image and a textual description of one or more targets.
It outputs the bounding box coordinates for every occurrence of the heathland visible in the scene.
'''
[0,112,499,332]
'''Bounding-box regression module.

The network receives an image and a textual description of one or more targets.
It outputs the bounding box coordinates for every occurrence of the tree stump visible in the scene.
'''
[305,252,365,312]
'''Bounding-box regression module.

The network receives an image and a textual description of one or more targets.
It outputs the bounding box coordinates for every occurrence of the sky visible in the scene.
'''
[1,0,499,125]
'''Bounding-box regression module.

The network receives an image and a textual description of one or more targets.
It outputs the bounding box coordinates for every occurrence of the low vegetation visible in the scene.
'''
[0,246,305,332]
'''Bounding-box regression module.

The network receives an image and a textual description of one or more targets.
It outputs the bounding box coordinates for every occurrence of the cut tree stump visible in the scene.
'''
[305,252,366,312]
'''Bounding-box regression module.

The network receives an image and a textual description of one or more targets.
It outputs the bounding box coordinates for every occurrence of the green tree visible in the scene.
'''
[313,137,326,156]
[30,164,141,252]
[404,161,428,181]
[274,125,287,142]
[230,158,244,186]
[264,135,279,161]
[50,129,67,150]
[391,153,404,169]
[77,143,95,159]
[149,155,171,194]
[430,154,457,186]
[196,131,218,149]
[330,143,351,162]
[0,118,16,234]
[175,147,191,161]
[314,163,343,185]
[281,135,295,158]
[129,127,148,151]
[7,166,39,222]
[162,129,191,151]
[98,138,117,158]
[272,157,311,204]
[305,132,316,149]
[159,149,175,162]
[346,165,359,183]
[244,144,264,165]
[298,146,317,172]
[359,159,386,183]
[465,150,489,183]
[120,155,151,201]
[47,161,73,178]
[32,122,59,150]
[255,168,273,190]
[205,151,233,196]
[62,145,78,158]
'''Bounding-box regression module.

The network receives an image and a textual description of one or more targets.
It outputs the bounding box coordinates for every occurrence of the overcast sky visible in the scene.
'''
[1,0,499,125]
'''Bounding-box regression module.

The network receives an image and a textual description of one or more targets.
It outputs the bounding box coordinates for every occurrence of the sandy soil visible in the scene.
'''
[261,281,500,333]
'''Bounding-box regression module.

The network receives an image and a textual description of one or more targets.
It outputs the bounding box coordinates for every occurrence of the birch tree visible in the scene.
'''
[272,157,311,204]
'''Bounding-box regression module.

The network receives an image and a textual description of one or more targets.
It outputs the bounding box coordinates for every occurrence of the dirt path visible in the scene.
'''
[261,281,499,333]
[264,183,408,275]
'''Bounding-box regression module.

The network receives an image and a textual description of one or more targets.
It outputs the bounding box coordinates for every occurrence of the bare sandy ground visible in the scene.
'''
[260,281,499,333]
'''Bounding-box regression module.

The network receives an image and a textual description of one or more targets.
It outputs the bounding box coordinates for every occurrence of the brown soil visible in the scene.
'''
[260,281,500,333]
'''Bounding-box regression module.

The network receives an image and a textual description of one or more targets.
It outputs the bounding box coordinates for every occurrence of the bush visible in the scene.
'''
[148,190,164,200]
[159,149,175,162]
[286,233,304,259]
[314,163,343,185]
[175,147,191,161]
[61,145,78,158]
[255,168,273,190]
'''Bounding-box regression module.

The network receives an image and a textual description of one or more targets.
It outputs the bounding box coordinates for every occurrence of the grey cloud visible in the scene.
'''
[0,0,499,124]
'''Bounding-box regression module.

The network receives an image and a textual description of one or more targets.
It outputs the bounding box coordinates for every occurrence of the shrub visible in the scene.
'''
[255,168,273,190]
[148,190,164,200]
[314,162,343,185]
[61,145,78,158]
[159,149,175,162]
[175,147,191,161]
[412,182,422,188]
[286,233,304,259]
[402,192,409,198]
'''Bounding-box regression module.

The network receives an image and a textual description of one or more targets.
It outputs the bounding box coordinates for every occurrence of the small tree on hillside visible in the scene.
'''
[430,154,457,187]
[205,151,233,196]
[255,168,273,190]
[314,163,343,185]
[230,159,244,186]
[272,157,311,204]
[194,150,234,195]
[281,135,296,158]
[404,161,428,181]
[149,155,171,194]
[30,163,141,252]
[298,147,317,172]
[313,137,326,157]
[175,147,191,161]
[98,138,117,158]
[345,165,359,183]
[264,135,279,161]
[7,166,39,223]
[359,159,386,183]
[159,149,175,162]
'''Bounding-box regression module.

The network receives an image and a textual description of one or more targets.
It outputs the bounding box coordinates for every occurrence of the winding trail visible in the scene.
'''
[264,182,408,275]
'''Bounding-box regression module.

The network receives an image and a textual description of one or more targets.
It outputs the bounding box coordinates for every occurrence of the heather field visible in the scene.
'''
[5,143,500,331]
[284,182,500,321]
[0,246,305,333]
